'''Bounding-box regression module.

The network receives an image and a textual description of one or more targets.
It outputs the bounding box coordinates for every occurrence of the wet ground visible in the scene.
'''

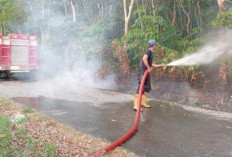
[117,75,232,113]
[1,79,232,156]
[13,96,232,157]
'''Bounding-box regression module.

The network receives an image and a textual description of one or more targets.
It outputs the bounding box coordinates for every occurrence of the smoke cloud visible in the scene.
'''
[21,1,117,91]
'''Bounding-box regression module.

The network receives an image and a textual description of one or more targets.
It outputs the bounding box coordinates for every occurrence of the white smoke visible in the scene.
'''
[22,0,117,91]
[50,55,116,90]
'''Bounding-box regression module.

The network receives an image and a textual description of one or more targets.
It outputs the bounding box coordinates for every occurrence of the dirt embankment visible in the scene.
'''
[116,71,232,113]
[0,98,137,157]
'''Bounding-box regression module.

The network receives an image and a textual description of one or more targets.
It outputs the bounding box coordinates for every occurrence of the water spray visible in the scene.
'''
[165,43,227,67]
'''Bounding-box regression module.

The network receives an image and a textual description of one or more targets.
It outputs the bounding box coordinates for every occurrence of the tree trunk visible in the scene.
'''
[64,0,68,16]
[166,13,171,24]
[81,0,91,24]
[181,3,191,35]
[217,0,226,12]
[123,0,135,48]
[141,0,147,16]
[171,0,176,25]
[151,0,156,16]
[217,0,226,39]
[70,0,76,24]
[136,0,141,19]
[194,5,200,27]
[217,0,227,85]
[196,0,202,28]
[180,8,184,36]
[135,0,144,29]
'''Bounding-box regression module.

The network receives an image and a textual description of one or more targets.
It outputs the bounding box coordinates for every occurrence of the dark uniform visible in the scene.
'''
[136,49,153,94]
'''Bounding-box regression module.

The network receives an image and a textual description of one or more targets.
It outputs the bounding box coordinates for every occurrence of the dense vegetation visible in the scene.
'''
[0,0,232,84]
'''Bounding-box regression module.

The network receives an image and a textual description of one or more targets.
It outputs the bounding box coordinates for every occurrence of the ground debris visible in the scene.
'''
[0,97,137,157]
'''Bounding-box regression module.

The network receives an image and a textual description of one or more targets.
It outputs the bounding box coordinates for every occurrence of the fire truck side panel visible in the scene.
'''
[0,35,2,67]
[11,46,29,65]
[0,34,39,72]
[29,36,38,68]
[2,45,11,67]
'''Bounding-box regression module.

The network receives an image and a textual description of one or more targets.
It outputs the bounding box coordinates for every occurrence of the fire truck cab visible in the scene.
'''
[0,33,39,78]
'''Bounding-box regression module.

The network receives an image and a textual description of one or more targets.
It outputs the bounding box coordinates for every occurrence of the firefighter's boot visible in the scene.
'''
[142,92,151,108]
[133,94,143,111]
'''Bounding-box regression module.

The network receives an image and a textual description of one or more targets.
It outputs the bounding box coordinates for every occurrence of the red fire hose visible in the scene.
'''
[90,70,149,157]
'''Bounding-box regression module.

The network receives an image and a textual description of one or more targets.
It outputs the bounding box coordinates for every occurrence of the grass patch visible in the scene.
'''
[0,97,137,157]
[21,107,34,114]
[0,115,57,157]
[46,119,56,127]
[45,142,57,157]
[0,115,12,156]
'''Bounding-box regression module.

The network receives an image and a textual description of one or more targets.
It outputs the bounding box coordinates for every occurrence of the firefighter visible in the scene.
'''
[133,39,165,111]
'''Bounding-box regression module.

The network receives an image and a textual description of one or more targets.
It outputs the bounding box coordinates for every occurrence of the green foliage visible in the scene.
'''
[213,9,232,28]
[45,142,57,157]
[0,0,17,25]
[123,0,213,73]
[22,108,34,114]
[0,0,26,34]
[0,116,11,156]
[126,15,169,67]
[125,12,204,69]
[155,46,179,64]
[1,0,231,80]
[14,127,27,138]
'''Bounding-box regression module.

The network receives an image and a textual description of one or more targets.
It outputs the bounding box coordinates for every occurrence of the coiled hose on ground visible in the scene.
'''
[90,70,149,157]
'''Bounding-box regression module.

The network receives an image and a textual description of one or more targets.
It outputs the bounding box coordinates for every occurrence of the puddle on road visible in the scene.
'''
[12,96,232,157]
[12,96,135,139]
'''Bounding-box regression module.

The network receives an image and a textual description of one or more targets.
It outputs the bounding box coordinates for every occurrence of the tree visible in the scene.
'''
[123,0,135,49]
[0,0,25,34]
[123,0,135,36]
[217,0,227,38]
[216,0,228,85]
[213,8,232,28]
[217,0,226,12]
[180,1,191,35]
[196,0,202,28]
[70,0,76,24]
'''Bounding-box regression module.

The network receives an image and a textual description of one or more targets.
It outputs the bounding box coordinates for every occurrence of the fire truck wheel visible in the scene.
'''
[0,71,11,79]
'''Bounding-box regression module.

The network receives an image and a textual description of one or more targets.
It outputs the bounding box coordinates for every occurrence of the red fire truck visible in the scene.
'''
[0,33,39,78]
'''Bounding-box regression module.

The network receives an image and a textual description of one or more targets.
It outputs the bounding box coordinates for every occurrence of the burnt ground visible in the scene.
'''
[116,73,232,113]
